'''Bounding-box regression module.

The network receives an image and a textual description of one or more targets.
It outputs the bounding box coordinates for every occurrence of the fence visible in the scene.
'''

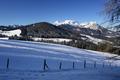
[0,56,117,72]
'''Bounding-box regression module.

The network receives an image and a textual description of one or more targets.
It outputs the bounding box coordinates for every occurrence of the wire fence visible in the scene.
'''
[1,57,118,72]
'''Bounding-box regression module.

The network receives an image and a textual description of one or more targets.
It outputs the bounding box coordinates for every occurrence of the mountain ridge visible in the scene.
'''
[0,20,120,42]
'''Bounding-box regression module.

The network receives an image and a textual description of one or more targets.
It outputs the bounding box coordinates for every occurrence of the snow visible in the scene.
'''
[106,36,112,38]
[107,27,120,32]
[81,34,105,44]
[54,19,79,26]
[84,23,98,30]
[0,40,119,64]
[0,40,120,80]
[80,21,96,25]
[0,69,120,80]
[0,37,9,40]
[32,38,72,42]
[0,29,21,37]
[80,21,100,30]
[0,39,119,66]
[54,20,99,30]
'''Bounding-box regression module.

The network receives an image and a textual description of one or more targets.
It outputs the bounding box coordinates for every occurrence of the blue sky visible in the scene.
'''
[0,0,106,25]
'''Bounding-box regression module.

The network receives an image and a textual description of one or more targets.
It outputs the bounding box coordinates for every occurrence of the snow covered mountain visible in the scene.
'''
[0,20,120,45]
[80,22,102,30]
[54,20,120,38]
[54,20,102,30]
[54,20,79,26]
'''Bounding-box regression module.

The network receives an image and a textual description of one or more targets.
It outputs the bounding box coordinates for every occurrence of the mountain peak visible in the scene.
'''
[80,21,99,30]
[54,19,79,26]
[54,20,101,30]
[80,21,96,26]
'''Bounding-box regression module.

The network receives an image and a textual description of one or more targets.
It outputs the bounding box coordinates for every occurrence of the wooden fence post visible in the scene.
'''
[84,60,86,69]
[59,62,62,70]
[94,61,96,68]
[73,62,75,69]
[6,58,9,69]
[43,59,49,71]
[103,62,104,68]
[109,62,112,69]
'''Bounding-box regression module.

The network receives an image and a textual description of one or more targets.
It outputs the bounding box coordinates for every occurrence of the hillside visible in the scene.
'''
[0,39,119,66]
[0,20,120,40]
[21,22,80,39]
[0,40,120,80]
[0,20,120,55]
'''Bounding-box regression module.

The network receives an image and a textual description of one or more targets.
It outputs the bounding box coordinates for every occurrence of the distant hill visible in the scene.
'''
[0,20,120,46]
[21,22,81,39]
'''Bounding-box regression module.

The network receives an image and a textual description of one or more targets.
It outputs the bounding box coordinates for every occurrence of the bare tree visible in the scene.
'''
[104,0,120,24]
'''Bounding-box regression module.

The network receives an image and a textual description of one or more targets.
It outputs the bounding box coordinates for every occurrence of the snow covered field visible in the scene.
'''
[32,38,72,42]
[0,39,120,80]
[0,29,21,37]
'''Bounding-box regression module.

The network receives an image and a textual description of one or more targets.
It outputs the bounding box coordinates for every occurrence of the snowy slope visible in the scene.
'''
[0,40,120,80]
[32,38,72,42]
[0,40,119,67]
[81,34,110,44]
[0,29,21,37]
